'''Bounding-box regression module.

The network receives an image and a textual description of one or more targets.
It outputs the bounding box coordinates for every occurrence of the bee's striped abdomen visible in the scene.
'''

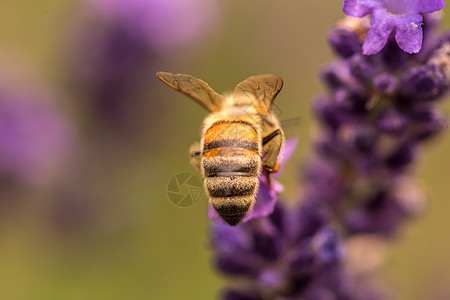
[202,120,261,225]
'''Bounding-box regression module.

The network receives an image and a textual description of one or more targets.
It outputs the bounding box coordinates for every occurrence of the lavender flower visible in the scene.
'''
[0,78,76,186]
[343,0,445,54]
[211,7,450,300]
[70,23,152,132]
[316,13,449,235]
[83,0,220,53]
[71,0,220,134]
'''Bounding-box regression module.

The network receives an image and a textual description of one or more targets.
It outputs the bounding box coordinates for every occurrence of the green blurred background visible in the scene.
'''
[0,1,449,299]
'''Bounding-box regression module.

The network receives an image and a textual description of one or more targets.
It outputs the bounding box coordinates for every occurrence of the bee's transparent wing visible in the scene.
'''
[233,74,283,109]
[156,72,223,112]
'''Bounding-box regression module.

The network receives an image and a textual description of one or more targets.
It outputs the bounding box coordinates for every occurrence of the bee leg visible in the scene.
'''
[189,143,202,173]
[262,168,272,188]
[262,129,284,173]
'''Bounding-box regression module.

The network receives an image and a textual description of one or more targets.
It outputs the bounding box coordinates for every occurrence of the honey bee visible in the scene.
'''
[157,72,285,225]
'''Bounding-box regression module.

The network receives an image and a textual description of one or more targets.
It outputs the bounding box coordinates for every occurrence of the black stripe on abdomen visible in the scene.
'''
[203,140,258,152]
[206,176,258,198]
[208,182,255,197]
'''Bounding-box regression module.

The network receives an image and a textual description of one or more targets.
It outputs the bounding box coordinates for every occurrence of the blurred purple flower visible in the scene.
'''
[0,87,76,186]
[208,138,298,224]
[70,23,153,132]
[343,0,445,54]
[71,0,220,134]
[83,0,220,53]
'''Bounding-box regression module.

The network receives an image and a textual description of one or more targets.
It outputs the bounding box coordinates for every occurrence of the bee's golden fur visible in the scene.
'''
[157,72,284,225]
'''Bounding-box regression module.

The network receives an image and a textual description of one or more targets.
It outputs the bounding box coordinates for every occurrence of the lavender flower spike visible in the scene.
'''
[211,6,450,300]
[343,0,445,55]
[0,79,76,186]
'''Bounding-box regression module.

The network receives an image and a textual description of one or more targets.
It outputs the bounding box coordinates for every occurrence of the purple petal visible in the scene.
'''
[212,222,249,250]
[281,137,298,166]
[363,9,395,55]
[328,27,362,58]
[320,61,352,90]
[215,253,256,276]
[400,64,444,99]
[274,137,298,178]
[373,73,397,94]
[242,175,277,222]
[313,228,343,265]
[208,203,223,223]
[313,96,346,129]
[385,142,416,171]
[257,270,283,290]
[343,0,378,17]
[411,105,446,140]
[376,108,407,135]
[348,54,375,82]
[395,14,423,54]
[288,241,317,275]
[417,0,445,13]
[272,180,284,194]
[250,219,283,260]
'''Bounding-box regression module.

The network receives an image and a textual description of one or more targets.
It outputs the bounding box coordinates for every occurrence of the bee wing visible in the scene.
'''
[156,72,224,112]
[233,74,283,109]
